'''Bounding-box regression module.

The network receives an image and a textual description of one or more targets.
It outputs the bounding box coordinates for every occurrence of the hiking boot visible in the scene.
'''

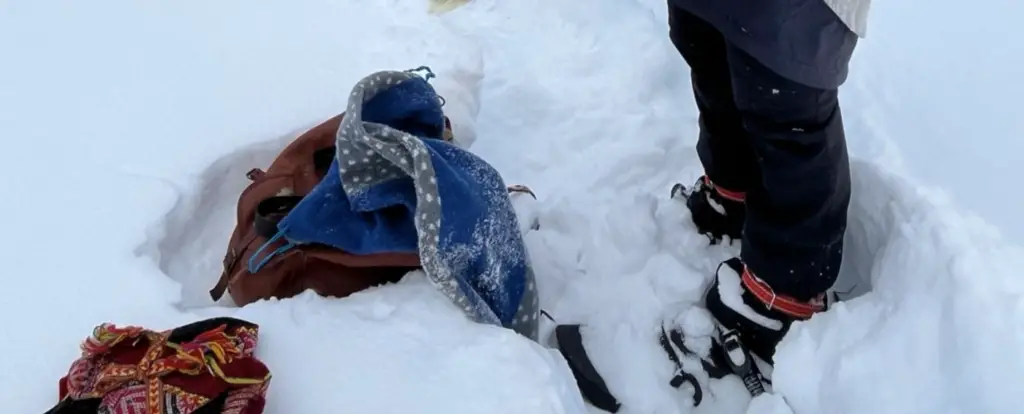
[703,258,828,364]
[671,175,745,243]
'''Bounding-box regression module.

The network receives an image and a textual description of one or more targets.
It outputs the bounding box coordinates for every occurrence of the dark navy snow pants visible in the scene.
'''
[669,7,852,301]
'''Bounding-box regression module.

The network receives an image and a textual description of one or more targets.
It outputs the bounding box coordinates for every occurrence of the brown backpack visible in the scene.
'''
[209,113,434,306]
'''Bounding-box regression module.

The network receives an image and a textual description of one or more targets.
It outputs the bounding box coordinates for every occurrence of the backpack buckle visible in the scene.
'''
[246,168,266,181]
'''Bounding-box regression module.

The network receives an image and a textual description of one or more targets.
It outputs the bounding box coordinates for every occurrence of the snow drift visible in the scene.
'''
[2,0,1023,413]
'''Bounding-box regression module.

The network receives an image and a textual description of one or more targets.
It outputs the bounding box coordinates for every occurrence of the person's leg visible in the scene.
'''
[668,5,758,241]
[727,45,851,302]
[669,6,758,193]
[702,43,851,364]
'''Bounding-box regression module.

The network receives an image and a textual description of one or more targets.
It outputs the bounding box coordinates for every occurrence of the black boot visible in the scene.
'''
[672,175,745,243]
[703,258,828,364]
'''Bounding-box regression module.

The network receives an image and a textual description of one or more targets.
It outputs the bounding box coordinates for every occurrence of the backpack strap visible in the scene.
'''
[245,194,307,274]
[312,146,335,177]
[209,259,236,301]
[246,145,336,271]
[253,195,304,239]
[209,230,257,301]
[209,195,304,302]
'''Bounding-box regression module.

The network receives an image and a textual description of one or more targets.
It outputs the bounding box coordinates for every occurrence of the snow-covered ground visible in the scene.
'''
[2,0,1023,413]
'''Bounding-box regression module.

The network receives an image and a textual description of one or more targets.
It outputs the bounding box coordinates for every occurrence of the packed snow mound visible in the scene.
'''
[774,162,1024,414]
[205,275,588,414]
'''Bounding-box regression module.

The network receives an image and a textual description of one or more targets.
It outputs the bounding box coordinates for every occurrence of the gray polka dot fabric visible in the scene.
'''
[335,70,539,341]
[512,274,540,339]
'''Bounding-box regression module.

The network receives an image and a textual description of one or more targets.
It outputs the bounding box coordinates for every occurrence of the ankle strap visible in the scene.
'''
[704,176,746,202]
[741,267,825,319]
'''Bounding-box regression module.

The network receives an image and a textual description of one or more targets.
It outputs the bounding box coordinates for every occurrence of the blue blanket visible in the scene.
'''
[248,69,538,340]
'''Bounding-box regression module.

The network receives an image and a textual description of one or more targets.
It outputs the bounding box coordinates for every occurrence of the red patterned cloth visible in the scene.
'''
[46,317,271,414]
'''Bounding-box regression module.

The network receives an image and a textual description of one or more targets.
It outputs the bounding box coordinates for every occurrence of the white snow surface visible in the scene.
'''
[2,0,1023,413]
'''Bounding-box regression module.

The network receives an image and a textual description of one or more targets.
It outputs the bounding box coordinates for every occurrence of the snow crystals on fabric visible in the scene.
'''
[332,70,538,339]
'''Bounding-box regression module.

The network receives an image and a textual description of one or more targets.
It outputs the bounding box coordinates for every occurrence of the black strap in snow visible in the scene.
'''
[658,327,703,406]
[554,324,621,413]
[666,328,732,380]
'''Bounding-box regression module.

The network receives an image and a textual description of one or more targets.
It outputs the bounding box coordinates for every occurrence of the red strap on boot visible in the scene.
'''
[740,267,825,320]
[704,176,746,202]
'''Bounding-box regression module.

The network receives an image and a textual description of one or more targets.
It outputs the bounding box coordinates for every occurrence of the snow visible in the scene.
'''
[1,0,1023,413]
